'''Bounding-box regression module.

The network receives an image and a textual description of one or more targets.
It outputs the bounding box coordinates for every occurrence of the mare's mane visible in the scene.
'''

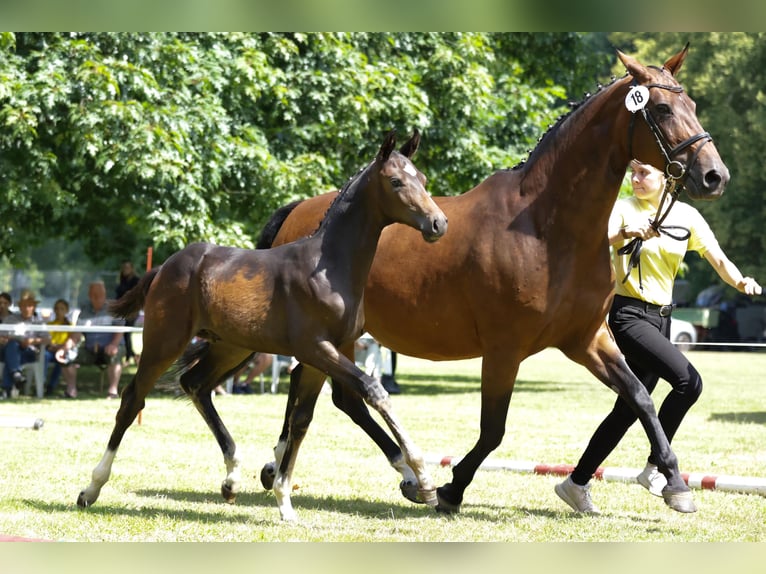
[511,73,629,171]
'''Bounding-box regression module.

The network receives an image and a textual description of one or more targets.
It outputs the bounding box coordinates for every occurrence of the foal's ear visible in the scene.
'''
[662,43,689,76]
[377,129,397,162]
[398,128,421,159]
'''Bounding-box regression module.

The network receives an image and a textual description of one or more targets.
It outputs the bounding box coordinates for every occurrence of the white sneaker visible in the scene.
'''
[555,475,600,514]
[637,463,667,497]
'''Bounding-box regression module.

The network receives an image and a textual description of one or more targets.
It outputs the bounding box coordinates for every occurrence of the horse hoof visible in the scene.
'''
[418,488,438,507]
[76,491,92,508]
[399,480,422,504]
[221,483,238,504]
[662,489,697,513]
[435,486,461,514]
[260,462,276,490]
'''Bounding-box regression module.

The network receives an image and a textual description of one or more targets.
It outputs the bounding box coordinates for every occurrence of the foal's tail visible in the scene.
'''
[256,199,302,249]
[109,267,160,318]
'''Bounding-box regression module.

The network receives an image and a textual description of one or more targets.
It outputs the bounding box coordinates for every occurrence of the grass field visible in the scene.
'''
[0,349,764,542]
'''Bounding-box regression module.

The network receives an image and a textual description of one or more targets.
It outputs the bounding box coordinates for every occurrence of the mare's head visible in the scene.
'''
[373,129,447,242]
[619,45,729,200]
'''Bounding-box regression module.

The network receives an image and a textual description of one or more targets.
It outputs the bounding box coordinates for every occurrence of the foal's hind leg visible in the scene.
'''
[181,343,253,504]
[77,345,180,508]
[563,325,696,513]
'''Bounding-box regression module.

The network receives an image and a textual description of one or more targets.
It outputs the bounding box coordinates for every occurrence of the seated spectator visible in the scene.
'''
[231,352,273,394]
[0,289,50,399]
[0,291,12,323]
[44,298,76,397]
[63,281,125,399]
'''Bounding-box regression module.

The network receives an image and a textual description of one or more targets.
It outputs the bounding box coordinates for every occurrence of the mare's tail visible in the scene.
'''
[256,200,302,249]
[109,267,160,318]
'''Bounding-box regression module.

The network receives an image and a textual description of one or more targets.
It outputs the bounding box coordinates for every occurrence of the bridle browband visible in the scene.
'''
[620,78,713,292]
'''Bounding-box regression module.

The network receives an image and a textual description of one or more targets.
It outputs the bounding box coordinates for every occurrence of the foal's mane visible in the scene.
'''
[310,157,376,236]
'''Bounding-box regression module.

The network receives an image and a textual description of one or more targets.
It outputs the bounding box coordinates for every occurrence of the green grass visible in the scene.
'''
[0,349,764,541]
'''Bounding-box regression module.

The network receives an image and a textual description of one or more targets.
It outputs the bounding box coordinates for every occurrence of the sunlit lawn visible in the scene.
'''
[0,349,764,542]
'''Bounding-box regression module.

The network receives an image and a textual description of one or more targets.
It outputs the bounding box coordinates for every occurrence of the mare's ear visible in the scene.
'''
[377,129,397,162]
[398,128,421,159]
[617,49,652,83]
[663,43,689,76]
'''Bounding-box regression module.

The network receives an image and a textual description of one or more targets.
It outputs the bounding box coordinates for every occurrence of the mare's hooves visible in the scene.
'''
[260,462,276,490]
[435,486,461,514]
[662,489,697,513]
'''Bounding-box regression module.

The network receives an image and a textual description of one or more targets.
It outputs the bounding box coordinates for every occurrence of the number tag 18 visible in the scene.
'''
[625,85,650,112]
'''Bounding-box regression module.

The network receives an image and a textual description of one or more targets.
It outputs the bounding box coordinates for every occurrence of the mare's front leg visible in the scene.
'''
[309,341,437,507]
[436,349,519,513]
[271,363,326,521]
[563,324,696,513]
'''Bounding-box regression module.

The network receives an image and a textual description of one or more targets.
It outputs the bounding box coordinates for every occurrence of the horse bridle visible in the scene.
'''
[621,79,714,291]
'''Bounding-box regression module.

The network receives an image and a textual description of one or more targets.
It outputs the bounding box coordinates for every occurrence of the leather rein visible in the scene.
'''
[619,79,713,291]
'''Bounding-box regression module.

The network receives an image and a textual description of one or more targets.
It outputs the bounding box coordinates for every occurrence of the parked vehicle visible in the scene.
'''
[670,317,697,352]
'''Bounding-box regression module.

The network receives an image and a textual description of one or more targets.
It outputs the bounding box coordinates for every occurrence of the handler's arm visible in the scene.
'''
[704,247,763,296]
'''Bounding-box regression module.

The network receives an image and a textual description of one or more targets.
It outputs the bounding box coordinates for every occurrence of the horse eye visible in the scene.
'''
[655,103,672,116]
[390,178,403,188]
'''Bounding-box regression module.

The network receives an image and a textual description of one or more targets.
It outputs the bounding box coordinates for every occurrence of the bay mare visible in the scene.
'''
[76,130,448,521]
[259,47,729,514]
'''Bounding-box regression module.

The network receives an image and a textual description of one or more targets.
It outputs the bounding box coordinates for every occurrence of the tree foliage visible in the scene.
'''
[1,32,611,267]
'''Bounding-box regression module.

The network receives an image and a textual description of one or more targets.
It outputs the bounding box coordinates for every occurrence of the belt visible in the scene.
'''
[613,295,675,317]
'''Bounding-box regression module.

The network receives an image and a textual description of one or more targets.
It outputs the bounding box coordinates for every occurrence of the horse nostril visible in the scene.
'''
[704,170,722,190]
[433,217,448,236]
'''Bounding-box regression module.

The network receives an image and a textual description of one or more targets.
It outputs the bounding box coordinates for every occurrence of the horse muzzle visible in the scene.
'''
[421,214,448,243]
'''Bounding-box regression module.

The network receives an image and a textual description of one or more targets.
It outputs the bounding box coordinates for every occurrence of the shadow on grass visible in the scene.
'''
[393,374,564,396]
[708,411,766,425]
[22,488,440,524]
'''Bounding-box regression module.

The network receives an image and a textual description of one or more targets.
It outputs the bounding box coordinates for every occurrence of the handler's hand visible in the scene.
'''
[738,277,762,296]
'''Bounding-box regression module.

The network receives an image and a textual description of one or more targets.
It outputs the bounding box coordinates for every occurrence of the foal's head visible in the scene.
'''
[373,130,448,242]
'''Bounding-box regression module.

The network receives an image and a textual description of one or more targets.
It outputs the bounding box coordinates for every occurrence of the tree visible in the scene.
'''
[1,32,611,269]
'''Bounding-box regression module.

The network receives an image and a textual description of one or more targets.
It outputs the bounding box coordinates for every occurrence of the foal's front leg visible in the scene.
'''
[311,342,437,506]
[271,363,325,521]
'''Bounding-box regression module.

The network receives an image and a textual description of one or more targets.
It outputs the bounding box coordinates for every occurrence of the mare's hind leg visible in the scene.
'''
[181,343,253,504]
[77,334,185,508]
[271,363,326,521]
[562,324,695,513]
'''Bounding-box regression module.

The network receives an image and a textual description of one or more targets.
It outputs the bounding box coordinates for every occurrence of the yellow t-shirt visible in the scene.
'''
[610,196,719,305]
[48,318,71,346]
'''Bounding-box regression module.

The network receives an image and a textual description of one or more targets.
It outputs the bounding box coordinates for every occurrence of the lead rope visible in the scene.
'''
[617,181,690,292]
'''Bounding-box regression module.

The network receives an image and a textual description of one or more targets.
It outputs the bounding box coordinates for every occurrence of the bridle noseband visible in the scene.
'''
[621,79,713,291]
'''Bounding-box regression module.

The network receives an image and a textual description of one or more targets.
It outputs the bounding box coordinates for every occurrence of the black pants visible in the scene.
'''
[570,296,703,485]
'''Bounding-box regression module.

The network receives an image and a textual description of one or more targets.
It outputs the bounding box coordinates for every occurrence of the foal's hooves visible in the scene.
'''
[662,489,697,513]
[221,482,238,504]
[76,491,92,508]
[400,480,421,504]
[260,462,276,490]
